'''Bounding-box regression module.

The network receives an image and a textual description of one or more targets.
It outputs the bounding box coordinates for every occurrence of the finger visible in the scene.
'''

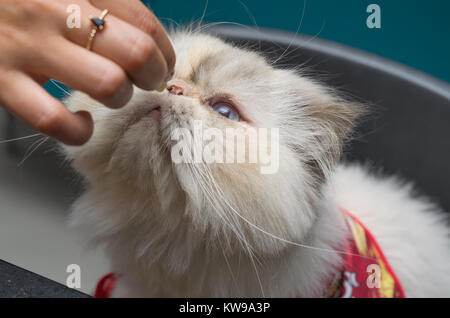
[0,72,93,146]
[35,38,133,109]
[63,3,168,91]
[89,0,176,74]
[31,74,50,86]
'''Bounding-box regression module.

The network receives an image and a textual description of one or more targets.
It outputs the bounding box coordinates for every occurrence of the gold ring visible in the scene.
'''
[86,9,110,51]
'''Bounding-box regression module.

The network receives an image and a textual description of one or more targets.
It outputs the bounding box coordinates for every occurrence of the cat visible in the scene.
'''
[62,30,450,297]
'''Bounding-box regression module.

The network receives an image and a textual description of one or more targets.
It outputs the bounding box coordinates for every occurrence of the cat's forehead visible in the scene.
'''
[172,33,231,76]
[171,33,270,83]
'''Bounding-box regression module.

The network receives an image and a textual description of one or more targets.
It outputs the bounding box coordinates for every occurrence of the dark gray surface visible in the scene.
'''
[207,25,450,212]
[0,259,89,298]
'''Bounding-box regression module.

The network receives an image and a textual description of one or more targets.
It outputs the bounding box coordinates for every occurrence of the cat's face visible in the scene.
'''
[64,32,359,256]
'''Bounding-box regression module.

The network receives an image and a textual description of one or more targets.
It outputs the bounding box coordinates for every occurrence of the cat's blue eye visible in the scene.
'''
[212,103,241,121]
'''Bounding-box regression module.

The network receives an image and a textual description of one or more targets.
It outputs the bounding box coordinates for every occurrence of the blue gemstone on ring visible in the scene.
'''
[91,18,105,30]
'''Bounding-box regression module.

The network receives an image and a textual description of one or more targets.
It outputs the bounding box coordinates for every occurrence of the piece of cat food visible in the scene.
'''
[157,81,167,92]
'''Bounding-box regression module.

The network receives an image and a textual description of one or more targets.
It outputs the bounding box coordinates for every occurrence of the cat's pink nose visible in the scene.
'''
[167,79,189,96]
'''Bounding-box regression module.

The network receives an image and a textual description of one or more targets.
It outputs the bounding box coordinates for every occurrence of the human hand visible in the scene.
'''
[0,0,175,145]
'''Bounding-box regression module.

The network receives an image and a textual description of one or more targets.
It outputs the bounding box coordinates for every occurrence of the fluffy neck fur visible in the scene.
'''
[72,171,347,297]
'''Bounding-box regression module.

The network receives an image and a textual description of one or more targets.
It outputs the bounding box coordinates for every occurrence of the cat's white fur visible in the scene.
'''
[63,31,450,297]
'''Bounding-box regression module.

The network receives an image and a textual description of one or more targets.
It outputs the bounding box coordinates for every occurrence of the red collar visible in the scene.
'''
[327,209,405,298]
[94,209,406,298]
[94,272,116,298]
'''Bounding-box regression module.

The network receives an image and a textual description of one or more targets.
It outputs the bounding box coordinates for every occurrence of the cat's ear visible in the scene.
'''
[306,99,363,141]
[301,99,365,180]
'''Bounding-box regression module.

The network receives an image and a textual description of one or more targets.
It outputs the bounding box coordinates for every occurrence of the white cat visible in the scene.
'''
[62,31,450,297]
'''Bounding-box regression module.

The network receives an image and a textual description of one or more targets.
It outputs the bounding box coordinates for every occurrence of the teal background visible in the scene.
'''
[47,0,450,98]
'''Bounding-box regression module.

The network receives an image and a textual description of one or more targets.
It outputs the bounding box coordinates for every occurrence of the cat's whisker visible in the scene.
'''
[201,164,266,296]
[49,79,100,109]
[196,21,256,34]
[237,0,258,30]
[218,237,240,293]
[205,162,376,262]
[200,164,252,250]
[17,136,49,167]
[19,136,47,162]
[198,0,209,27]
[236,0,262,51]
[187,161,265,296]
[49,79,72,97]
[0,133,42,144]
[302,19,326,46]
[158,17,180,29]
[187,163,243,252]
[272,0,307,65]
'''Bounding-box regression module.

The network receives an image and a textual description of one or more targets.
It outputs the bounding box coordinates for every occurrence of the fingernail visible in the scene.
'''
[75,110,92,121]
